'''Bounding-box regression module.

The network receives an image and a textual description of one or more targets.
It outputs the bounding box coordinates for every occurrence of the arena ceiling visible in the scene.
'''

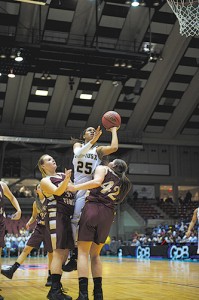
[0,0,199,155]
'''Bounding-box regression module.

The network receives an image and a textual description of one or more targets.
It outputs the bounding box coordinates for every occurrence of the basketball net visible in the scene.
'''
[167,0,199,37]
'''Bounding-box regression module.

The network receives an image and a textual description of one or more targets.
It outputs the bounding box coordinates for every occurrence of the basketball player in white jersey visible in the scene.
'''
[186,207,199,254]
[62,125,119,272]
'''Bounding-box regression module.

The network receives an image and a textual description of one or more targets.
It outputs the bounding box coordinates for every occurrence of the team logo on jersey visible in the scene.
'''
[85,153,98,160]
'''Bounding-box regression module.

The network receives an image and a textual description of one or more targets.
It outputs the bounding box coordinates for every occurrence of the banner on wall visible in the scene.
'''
[129,163,170,175]
[133,185,155,199]
[121,245,198,260]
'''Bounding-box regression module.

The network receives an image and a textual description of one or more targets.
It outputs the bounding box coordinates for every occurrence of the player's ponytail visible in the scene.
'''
[37,154,48,177]
[111,159,132,203]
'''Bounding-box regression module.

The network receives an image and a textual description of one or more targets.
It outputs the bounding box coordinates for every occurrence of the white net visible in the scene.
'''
[167,0,199,37]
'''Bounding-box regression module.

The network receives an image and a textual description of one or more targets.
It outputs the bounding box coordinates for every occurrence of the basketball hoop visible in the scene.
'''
[167,0,199,37]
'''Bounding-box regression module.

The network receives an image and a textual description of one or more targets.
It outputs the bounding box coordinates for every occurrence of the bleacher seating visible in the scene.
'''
[157,202,178,219]
[178,201,198,220]
[157,200,199,220]
[127,198,164,220]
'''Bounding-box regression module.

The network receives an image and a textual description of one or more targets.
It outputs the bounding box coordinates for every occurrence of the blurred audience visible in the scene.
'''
[100,219,198,256]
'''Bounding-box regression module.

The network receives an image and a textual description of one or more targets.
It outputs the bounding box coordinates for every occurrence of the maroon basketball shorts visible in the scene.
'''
[78,202,115,244]
[48,212,74,250]
[27,223,53,253]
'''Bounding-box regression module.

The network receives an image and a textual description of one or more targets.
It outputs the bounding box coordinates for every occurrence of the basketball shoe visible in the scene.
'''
[1,266,16,279]
[62,258,77,272]
[45,275,52,287]
[47,283,72,300]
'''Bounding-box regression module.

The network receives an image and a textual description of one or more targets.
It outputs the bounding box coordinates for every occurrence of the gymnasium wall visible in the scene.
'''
[3,144,199,182]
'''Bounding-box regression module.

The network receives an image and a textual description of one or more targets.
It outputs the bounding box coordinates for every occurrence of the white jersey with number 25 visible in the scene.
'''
[73,146,101,185]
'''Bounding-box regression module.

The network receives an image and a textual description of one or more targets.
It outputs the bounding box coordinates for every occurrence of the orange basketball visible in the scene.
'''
[102,111,121,129]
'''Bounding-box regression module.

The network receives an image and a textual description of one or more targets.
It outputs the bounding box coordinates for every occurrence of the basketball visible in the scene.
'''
[102,111,121,129]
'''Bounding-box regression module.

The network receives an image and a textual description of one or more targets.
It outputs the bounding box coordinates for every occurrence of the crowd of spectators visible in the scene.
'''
[129,221,197,247]
[1,219,197,258]
[1,228,45,258]
[12,186,33,198]
[101,220,198,255]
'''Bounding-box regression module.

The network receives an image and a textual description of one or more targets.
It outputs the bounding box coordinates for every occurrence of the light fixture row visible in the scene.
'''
[0,69,16,78]
[114,60,133,69]
[0,50,23,62]
[149,52,163,62]
[40,72,52,80]
[15,0,51,5]
[112,80,119,87]
[125,0,161,7]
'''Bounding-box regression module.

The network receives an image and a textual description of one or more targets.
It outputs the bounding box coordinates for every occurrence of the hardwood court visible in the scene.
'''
[1,256,198,300]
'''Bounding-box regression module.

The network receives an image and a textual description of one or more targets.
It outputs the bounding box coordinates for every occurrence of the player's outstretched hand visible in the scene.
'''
[185,230,191,238]
[64,169,72,180]
[106,126,120,132]
[91,126,102,144]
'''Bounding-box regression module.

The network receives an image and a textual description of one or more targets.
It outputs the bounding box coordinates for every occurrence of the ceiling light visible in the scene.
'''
[153,1,160,6]
[46,73,52,80]
[8,69,15,78]
[114,61,120,67]
[120,61,126,67]
[95,78,101,85]
[149,56,153,61]
[15,51,23,62]
[10,53,16,59]
[131,0,139,7]
[149,52,163,62]
[143,43,150,52]
[126,61,133,68]
[126,60,133,69]
[153,53,158,60]
[80,93,92,100]
[15,0,47,5]
[112,80,119,87]
[0,54,6,59]
[35,89,48,96]
[41,73,46,80]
